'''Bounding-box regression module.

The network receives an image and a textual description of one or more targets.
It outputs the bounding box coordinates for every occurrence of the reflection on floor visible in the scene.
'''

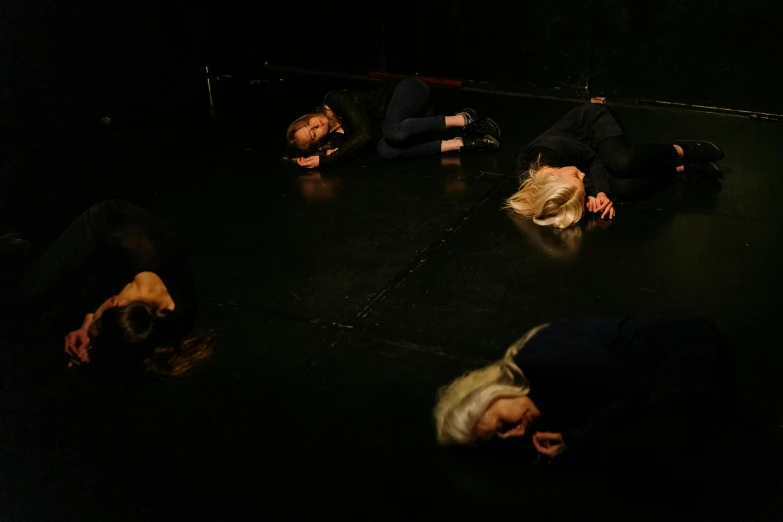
[1,73,782,520]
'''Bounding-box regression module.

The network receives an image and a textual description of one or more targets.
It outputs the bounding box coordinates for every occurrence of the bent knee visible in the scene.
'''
[382,126,408,145]
[376,139,400,160]
[399,76,429,94]
[606,151,635,177]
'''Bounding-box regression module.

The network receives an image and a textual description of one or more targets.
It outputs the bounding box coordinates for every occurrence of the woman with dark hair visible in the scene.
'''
[7,199,211,378]
[284,76,502,168]
[506,102,725,228]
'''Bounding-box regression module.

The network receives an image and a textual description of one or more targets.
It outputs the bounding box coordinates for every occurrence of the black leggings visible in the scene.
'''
[597,135,682,179]
[376,77,448,160]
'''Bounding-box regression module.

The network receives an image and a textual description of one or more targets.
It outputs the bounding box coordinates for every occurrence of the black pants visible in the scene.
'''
[597,135,682,179]
[376,77,447,160]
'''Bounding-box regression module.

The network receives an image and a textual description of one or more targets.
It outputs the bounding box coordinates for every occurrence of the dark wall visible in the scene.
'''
[255,0,782,113]
[2,0,780,144]
[381,0,591,94]
[1,0,209,143]
[591,0,783,114]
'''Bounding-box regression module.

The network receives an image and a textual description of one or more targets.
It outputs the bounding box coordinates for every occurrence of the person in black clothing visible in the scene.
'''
[2,199,211,378]
[434,313,736,472]
[506,102,725,228]
[284,76,501,168]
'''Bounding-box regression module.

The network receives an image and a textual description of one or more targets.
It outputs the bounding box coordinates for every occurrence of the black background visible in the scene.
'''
[2,0,781,144]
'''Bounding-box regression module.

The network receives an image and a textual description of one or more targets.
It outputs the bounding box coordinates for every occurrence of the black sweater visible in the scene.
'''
[515,104,626,197]
[318,81,399,167]
[513,313,730,456]
[89,202,197,339]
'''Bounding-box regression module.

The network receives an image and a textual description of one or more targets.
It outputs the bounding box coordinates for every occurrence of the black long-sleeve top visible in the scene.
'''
[513,313,730,455]
[317,80,399,167]
[515,104,626,197]
[90,202,197,339]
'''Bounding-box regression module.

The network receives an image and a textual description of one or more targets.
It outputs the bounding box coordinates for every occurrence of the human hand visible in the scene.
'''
[532,432,567,458]
[589,192,615,219]
[326,148,339,156]
[296,155,320,169]
[64,328,91,366]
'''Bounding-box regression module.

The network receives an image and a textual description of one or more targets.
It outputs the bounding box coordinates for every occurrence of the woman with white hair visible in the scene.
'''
[505,103,725,228]
[434,313,733,468]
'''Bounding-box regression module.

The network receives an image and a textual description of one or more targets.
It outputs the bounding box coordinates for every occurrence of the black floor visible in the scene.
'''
[2,75,783,520]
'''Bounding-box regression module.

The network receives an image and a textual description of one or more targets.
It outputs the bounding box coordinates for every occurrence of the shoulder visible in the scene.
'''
[324,89,350,105]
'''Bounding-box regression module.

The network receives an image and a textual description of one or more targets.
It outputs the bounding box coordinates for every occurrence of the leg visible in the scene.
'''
[376,137,443,160]
[597,135,682,179]
[22,199,138,307]
[382,78,461,145]
[376,135,496,160]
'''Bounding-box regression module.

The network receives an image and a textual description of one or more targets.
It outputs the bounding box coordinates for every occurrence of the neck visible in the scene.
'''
[120,272,175,311]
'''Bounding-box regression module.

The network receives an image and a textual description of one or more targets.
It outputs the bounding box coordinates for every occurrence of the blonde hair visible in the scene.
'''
[506,156,586,229]
[434,324,549,445]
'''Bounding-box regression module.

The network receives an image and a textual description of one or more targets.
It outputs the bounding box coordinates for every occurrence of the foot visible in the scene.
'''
[456,108,480,126]
[673,140,724,162]
[459,134,500,152]
[465,117,501,139]
[683,161,723,178]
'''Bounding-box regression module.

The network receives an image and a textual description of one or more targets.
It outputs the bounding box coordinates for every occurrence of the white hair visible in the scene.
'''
[434,324,549,445]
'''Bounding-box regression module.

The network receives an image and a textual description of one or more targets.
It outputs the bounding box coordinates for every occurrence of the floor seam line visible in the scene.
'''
[353,182,503,323]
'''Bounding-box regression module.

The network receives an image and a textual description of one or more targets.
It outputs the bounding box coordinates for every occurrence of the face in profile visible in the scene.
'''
[541,165,586,192]
[475,395,541,441]
[294,115,330,150]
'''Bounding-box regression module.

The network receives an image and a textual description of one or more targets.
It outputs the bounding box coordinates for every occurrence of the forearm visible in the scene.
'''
[319,135,370,166]
[80,313,94,331]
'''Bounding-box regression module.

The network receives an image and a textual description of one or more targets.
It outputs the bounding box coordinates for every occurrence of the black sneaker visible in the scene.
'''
[460,135,500,152]
[466,117,501,139]
[673,140,724,162]
[684,161,723,178]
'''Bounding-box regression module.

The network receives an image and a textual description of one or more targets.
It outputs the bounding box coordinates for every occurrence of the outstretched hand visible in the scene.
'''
[292,149,339,169]
[296,155,320,169]
[532,432,568,458]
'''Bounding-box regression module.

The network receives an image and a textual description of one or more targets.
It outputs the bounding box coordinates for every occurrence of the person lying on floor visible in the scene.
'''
[3,199,212,379]
[284,76,501,168]
[434,313,735,474]
[506,102,724,228]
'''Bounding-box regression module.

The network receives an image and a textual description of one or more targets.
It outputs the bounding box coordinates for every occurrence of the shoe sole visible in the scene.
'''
[686,161,723,178]
[474,135,500,152]
[483,117,501,139]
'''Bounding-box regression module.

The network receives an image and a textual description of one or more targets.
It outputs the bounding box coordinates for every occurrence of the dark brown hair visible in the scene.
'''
[89,300,213,379]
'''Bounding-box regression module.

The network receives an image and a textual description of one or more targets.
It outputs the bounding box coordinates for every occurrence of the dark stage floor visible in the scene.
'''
[2,74,783,520]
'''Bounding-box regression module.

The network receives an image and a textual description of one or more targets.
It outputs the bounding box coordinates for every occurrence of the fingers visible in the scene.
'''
[532,436,557,457]
[601,203,614,220]
[534,432,561,443]
[594,199,609,212]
